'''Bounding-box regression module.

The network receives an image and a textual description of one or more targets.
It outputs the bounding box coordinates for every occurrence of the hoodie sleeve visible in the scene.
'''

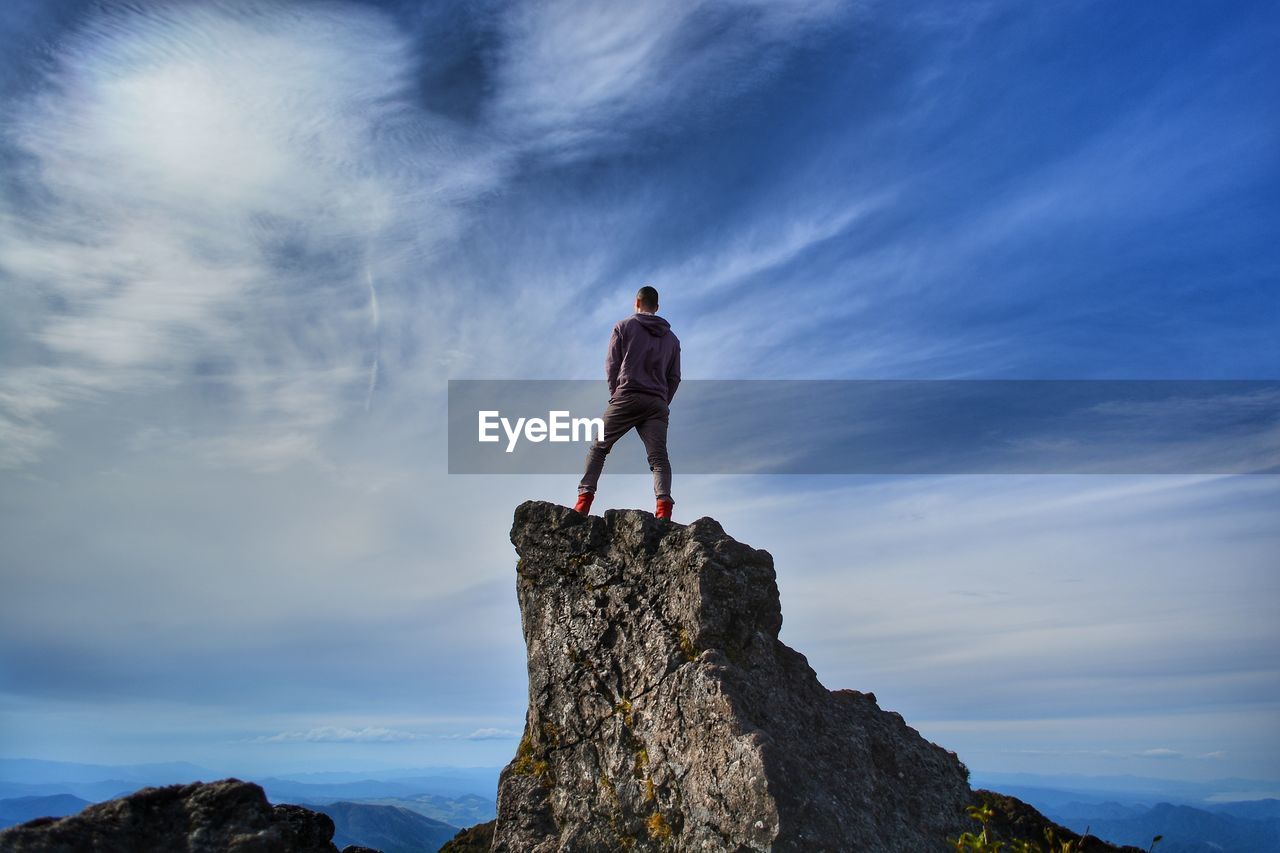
[666,338,681,403]
[605,322,623,398]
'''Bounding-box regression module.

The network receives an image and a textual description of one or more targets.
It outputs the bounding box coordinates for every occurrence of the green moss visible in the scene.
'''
[629,745,657,801]
[511,732,536,775]
[614,698,634,727]
[677,628,697,662]
[511,731,553,786]
[633,747,649,777]
[646,811,672,843]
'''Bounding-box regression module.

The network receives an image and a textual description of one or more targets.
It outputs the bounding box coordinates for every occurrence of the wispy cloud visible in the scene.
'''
[241,724,521,743]
[0,0,858,468]
[453,728,522,741]
[0,1,497,470]
[1003,747,1227,762]
[247,726,425,744]
[1135,748,1181,760]
[492,0,845,159]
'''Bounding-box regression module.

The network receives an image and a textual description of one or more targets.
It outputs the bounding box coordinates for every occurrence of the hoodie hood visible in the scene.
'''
[633,312,670,337]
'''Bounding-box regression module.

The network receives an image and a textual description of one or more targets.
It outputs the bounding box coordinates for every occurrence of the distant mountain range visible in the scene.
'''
[0,794,92,830]
[258,775,496,804]
[0,758,499,803]
[1046,800,1280,853]
[4,758,1277,852]
[0,758,220,802]
[966,773,1280,853]
[311,801,459,853]
[970,772,1280,807]
[277,767,500,798]
[313,793,496,828]
[0,758,500,851]
[0,759,214,785]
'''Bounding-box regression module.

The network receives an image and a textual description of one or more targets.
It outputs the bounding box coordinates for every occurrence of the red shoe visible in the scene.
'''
[656,498,674,520]
[573,492,594,515]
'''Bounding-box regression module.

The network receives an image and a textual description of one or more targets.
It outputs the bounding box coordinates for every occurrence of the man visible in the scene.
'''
[574,285,681,520]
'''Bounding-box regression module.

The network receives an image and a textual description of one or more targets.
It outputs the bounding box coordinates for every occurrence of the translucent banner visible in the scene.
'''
[448,380,1280,475]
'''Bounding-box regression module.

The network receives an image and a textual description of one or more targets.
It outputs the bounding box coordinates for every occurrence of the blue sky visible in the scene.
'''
[1,0,1277,785]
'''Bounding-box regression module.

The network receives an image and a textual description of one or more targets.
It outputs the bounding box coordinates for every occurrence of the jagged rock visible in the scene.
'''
[975,790,1144,852]
[0,778,379,853]
[494,501,975,852]
[492,502,1139,852]
[439,819,497,852]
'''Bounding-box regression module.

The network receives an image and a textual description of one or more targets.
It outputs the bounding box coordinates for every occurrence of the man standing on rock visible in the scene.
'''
[574,285,681,520]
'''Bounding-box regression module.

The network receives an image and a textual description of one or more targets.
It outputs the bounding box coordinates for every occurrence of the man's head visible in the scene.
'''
[635,285,659,313]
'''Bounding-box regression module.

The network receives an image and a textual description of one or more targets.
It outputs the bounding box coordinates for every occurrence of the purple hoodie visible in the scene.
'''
[605,312,681,403]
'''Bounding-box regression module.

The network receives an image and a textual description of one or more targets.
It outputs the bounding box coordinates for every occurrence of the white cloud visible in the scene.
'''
[249,726,425,744]
[1136,748,1181,760]
[244,724,522,743]
[0,1,497,470]
[0,0,857,469]
[492,0,845,159]
[457,728,522,740]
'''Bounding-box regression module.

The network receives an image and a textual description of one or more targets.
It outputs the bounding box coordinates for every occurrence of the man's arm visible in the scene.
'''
[666,340,681,403]
[605,323,623,399]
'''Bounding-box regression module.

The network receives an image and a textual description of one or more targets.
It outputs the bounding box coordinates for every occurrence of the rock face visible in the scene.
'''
[0,778,375,853]
[493,501,975,852]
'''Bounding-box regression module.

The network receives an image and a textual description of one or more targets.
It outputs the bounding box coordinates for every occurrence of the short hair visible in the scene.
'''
[636,285,659,310]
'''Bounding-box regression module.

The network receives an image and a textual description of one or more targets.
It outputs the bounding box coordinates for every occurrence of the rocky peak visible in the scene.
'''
[495,501,975,851]
[0,778,378,853]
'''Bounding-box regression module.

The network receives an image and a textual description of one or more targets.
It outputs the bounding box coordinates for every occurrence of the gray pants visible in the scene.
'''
[578,392,672,501]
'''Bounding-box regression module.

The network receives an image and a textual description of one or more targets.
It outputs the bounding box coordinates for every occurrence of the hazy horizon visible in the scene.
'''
[3,755,1279,798]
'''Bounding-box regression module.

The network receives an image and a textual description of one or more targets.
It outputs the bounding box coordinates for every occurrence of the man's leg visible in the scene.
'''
[635,395,672,503]
[578,395,644,496]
